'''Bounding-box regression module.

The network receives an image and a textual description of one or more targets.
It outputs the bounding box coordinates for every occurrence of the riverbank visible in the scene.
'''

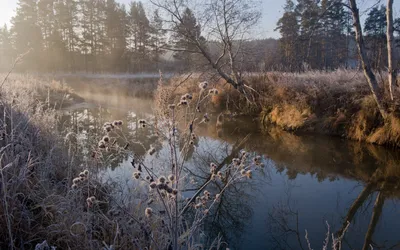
[164,70,400,147]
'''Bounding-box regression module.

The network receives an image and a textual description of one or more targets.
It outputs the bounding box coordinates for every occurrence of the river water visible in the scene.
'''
[59,77,400,250]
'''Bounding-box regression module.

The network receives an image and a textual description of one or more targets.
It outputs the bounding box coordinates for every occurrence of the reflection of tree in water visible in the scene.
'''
[181,136,266,248]
[267,166,400,250]
[60,107,162,171]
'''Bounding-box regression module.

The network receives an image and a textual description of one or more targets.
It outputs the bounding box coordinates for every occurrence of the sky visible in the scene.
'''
[0,0,399,39]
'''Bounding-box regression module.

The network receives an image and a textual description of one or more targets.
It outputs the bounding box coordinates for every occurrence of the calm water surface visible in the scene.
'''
[60,80,400,250]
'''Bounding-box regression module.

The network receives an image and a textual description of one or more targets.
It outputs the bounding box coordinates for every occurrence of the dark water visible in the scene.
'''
[60,83,400,250]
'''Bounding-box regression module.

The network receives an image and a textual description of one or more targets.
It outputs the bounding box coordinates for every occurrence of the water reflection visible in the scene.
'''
[59,92,400,249]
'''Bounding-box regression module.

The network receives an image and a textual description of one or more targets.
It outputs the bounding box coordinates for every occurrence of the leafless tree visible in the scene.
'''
[386,0,396,101]
[347,0,388,119]
[150,0,261,100]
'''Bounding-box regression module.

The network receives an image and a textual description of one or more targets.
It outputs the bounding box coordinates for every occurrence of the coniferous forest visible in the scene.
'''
[0,0,399,73]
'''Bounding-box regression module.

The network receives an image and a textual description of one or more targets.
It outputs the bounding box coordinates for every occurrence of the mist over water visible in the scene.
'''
[61,78,400,250]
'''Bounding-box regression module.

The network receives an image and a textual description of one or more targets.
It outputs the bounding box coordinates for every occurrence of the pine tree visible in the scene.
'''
[172,7,202,71]
[55,0,79,72]
[276,0,300,71]
[320,0,348,69]
[296,0,321,69]
[11,0,43,71]
[149,9,166,71]
[80,0,107,72]
[128,1,151,72]
[104,0,128,72]
[38,0,67,71]
[364,5,387,69]
[0,25,14,69]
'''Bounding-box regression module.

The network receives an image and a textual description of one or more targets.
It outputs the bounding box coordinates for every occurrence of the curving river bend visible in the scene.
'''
[59,76,400,250]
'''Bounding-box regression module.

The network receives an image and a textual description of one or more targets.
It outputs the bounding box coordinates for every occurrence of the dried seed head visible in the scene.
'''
[71,184,78,189]
[79,172,85,178]
[168,174,175,182]
[178,100,188,106]
[209,88,219,95]
[133,172,141,179]
[73,177,80,184]
[215,193,221,202]
[246,170,252,179]
[240,169,246,176]
[98,141,106,149]
[158,176,166,184]
[102,136,109,143]
[199,81,208,90]
[168,104,176,110]
[139,119,146,124]
[195,203,202,209]
[172,189,178,195]
[166,187,173,194]
[145,207,153,218]
[83,170,89,176]
[149,182,157,189]
[89,196,96,202]
[157,183,166,190]
[232,158,241,165]
[104,125,112,132]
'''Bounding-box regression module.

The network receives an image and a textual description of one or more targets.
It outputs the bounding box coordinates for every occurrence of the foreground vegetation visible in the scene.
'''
[0,74,268,249]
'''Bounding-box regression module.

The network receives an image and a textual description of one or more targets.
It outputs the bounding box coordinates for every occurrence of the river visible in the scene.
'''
[59,76,400,250]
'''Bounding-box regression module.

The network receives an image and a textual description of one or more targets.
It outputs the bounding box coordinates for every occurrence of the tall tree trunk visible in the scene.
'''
[349,0,388,119]
[387,0,396,100]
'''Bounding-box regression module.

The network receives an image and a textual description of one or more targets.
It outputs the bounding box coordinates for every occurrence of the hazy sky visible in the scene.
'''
[0,0,399,39]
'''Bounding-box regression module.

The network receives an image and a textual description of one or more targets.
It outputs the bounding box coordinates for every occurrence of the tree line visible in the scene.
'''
[276,0,400,72]
[0,0,399,74]
[0,0,169,73]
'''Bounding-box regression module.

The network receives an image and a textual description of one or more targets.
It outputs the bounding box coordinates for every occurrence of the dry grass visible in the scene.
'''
[166,69,400,147]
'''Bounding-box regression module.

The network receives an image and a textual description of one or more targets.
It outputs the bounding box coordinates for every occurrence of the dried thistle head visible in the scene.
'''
[133,172,141,179]
[246,170,252,179]
[158,176,166,184]
[145,207,153,218]
[98,141,106,149]
[149,182,157,189]
[199,81,208,90]
[168,174,175,182]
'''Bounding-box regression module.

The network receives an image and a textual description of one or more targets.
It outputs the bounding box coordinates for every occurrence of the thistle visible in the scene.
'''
[145,207,153,218]
[199,81,208,90]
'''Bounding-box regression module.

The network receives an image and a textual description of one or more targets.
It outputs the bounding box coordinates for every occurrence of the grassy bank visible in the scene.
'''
[165,70,400,147]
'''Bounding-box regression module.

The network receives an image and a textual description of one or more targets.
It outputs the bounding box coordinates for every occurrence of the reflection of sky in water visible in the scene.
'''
[61,87,400,250]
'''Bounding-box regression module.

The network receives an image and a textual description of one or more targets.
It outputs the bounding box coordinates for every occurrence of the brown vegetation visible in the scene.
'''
[166,70,400,147]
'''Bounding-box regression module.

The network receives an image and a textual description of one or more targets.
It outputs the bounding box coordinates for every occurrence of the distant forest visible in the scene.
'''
[0,0,399,73]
